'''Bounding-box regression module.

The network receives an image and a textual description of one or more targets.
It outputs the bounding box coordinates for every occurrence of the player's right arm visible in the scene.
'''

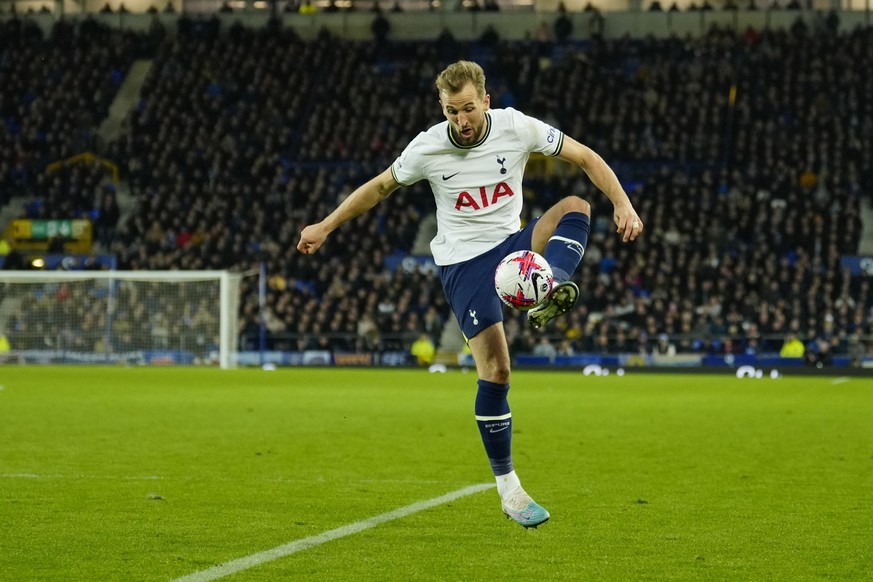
[297,167,401,255]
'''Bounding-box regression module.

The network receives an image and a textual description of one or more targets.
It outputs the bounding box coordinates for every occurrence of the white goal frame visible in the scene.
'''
[0,270,245,369]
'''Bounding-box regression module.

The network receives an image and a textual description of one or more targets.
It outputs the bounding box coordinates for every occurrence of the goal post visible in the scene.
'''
[0,270,247,369]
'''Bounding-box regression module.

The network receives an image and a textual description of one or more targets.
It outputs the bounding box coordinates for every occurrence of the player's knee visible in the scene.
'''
[492,369,511,385]
[562,196,590,217]
[484,362,511,385]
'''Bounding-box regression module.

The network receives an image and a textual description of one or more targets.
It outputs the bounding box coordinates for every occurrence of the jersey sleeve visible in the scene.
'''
[390,132,428,187]
[508,108,565,157]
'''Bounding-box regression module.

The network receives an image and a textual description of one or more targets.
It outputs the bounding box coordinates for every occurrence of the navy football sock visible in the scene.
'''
[545,212,590,283]
[474,379,513,476]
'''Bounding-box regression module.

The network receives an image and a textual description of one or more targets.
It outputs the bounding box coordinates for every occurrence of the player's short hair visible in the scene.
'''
[435,60,486,99]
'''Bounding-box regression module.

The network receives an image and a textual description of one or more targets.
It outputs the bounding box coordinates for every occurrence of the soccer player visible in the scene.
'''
[298,60,643,528]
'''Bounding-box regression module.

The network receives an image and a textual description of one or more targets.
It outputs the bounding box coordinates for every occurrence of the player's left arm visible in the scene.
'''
[556,135,643,243]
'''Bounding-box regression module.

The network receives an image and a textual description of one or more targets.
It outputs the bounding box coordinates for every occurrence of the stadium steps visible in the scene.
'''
[97,60,154,145]
[0,199,23,233]
[90,60,152,252]
[859,197,873,255]
[411,214,437,256]
[113,180,137,230]
[437,315,467,358]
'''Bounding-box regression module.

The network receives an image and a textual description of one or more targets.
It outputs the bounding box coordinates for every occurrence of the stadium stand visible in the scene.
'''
[0,18,147,213]
[1,11,871,365]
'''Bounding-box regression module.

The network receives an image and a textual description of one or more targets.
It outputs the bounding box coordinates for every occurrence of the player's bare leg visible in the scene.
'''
[468,323,550,528]
[530,196,590,254]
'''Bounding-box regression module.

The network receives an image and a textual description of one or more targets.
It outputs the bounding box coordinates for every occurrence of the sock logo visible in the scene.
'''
[565,241,585,259]
[486,421,510,433]
[469,310,479,325]
[550,235,585,260]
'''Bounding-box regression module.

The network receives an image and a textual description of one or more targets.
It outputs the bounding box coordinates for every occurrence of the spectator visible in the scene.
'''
[587,6,604,38]
[95,193,121,250]
[410,333,436,366]
[357,314,381,351]
[1,242,24,270]
[779,333,805,358]
[479,24,499,48]
[557,339,575,356]
[848,333,866,367]
[805,337,833,368]
[371,5,390,44]
[554,2,572,43]
[533,336,558,362]
[0,330,9,357]
[655,333,676,356]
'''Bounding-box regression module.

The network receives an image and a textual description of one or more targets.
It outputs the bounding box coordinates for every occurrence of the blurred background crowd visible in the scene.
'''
[1,11,871,364]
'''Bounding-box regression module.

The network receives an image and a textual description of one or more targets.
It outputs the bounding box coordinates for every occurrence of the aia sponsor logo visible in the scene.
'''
[454,181,515,211]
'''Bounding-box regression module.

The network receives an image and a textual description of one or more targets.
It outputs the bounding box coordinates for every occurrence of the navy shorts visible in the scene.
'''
[437,218,540,341]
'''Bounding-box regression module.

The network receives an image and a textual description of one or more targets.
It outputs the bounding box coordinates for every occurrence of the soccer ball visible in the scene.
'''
[494,250,554,311]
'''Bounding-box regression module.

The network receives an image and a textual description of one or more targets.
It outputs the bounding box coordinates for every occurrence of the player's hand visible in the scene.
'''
[297,223,328,255]
[614,204,643,243]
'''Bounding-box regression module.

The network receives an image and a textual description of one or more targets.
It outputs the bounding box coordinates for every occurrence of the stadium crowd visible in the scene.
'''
[1,14,872,362]
[0,18,149,212]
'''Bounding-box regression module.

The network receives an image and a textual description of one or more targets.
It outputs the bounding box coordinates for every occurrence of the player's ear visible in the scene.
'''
[483,93,491,111]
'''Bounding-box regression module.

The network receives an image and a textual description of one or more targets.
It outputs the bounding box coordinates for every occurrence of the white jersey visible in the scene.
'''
[390,108,564,266]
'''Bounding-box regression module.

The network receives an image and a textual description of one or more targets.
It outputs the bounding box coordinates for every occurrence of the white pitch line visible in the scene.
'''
[170,482,495,582]
[831,377,850,385]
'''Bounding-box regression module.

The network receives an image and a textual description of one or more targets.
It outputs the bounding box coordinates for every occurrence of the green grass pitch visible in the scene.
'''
[1,367,871,581]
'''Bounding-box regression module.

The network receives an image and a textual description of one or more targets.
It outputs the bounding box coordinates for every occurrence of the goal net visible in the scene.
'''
[0,271,246,369]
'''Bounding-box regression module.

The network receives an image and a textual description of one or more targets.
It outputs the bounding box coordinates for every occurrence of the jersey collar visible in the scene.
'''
[447,112,492,149]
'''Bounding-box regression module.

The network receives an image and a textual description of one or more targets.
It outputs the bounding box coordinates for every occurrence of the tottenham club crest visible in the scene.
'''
[496,155,507,174]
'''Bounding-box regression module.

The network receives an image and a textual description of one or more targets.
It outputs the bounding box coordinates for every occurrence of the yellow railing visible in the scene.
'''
[45,151,120,185]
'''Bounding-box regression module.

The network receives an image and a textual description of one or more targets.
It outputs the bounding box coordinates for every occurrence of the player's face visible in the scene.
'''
[440,83,490,146]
